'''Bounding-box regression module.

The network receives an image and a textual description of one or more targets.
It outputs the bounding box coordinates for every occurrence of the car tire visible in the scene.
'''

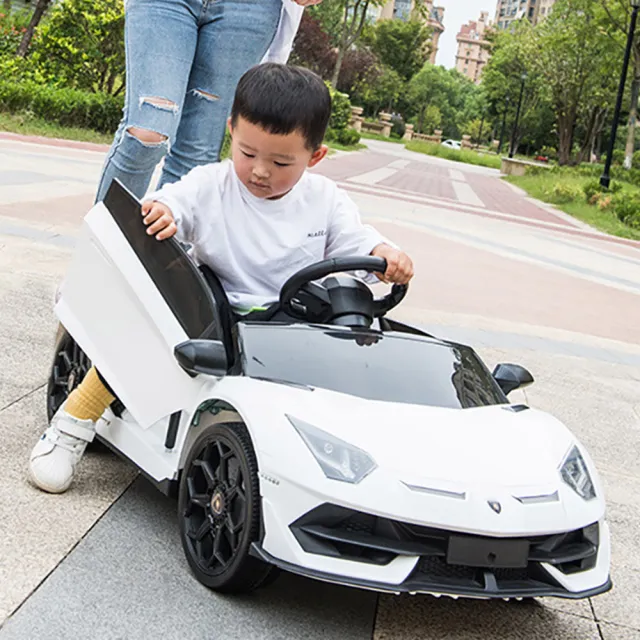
[46,326,125,439]
[178,421,276,593]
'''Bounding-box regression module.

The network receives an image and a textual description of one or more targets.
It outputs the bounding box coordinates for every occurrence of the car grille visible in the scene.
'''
[289,504,599,595]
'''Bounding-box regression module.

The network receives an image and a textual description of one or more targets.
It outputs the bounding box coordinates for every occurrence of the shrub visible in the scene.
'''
[611,149,625,165]
[29,0,125,95]
[327,83,351,131]
[546,182,582,204]
[0,10,31,57]
[0,80,123,132]
[583,179,602,202]
[633,149,640,168]
[611,192,640,227]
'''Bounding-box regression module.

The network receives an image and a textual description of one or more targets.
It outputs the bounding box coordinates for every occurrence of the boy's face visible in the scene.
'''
[228,116,327,200]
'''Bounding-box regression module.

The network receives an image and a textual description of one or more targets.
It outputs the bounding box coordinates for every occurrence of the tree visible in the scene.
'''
[330,0,383,87]
[16,0,50,57]
[290,13,335,79]
[336,46,380,95]
[367,18,432,81]
[28,0,125,95]
[354,64,405,115]
[601,0,640,168]
[536,0,620,164]
[481,20,549,156]
[408,65,482,137]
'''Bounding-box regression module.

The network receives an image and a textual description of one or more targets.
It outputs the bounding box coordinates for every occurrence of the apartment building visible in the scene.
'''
[372,0,445,64]
[455,11,492,84]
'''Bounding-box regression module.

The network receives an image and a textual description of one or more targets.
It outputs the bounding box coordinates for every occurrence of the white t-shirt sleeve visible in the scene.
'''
[144,164,215,245]
[325,186,389,259]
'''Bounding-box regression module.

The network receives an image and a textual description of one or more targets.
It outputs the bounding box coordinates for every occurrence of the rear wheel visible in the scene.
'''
[178,422,276,593]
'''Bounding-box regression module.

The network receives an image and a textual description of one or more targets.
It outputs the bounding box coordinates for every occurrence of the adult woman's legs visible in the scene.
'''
[157,0,282,187]
[94,0,199,202]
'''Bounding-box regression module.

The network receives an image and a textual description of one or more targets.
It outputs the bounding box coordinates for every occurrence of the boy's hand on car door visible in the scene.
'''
[141,200,177,240]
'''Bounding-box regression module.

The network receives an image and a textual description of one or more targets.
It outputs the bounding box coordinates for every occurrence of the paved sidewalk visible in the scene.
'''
[0,136,639,640]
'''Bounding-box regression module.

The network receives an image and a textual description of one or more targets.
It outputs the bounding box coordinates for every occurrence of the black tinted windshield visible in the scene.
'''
[238,325,507,409]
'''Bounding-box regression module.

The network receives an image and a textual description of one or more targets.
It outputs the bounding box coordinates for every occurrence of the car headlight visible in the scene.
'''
[560,445,596,500]
[286,415,377,484]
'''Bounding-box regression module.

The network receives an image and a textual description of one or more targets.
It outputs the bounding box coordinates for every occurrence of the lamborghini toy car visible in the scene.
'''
[47,180,611,599]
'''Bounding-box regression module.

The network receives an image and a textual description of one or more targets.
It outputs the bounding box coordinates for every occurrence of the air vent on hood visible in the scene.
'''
[402,482,466,500]
[513,491,559,504]
[502,405,530,413]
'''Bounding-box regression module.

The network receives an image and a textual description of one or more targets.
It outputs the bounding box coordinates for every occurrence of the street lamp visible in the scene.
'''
[498,96,510,154]
[600,0,640,189]
[509,73,527,159]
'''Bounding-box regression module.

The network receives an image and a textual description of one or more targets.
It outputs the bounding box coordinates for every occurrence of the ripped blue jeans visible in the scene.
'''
[95,0,282,203]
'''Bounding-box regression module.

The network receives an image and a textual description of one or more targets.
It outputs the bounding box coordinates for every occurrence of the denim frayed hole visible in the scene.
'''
[192,89,219,102]
[139,96,179,114]
[125,127,170,148]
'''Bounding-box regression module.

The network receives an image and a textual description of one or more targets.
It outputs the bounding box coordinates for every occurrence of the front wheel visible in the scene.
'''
[178,422,276,593]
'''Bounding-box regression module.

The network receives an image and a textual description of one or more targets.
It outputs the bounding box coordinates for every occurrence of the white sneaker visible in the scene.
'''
[28,408,96,493]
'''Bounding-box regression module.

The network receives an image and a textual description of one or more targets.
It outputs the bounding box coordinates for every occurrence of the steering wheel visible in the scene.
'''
[279,256,408,326]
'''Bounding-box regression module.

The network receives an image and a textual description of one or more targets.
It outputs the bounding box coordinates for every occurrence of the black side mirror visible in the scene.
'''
[174,339,228,377]
[492,363,534,395]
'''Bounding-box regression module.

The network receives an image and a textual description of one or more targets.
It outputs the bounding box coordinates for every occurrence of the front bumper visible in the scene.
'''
[258,500,612,600]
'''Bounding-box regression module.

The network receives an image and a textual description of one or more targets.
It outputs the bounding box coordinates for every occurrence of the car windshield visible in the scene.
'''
[239,325,508,409]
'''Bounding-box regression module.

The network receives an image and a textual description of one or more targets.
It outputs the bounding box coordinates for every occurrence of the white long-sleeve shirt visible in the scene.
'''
[148,160,388,312]
[263,2,304,64]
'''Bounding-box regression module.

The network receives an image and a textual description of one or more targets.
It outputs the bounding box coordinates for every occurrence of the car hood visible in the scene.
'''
[283,388,573,491]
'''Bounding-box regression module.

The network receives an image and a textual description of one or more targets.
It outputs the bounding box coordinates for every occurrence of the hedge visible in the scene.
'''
[0,80,123,132]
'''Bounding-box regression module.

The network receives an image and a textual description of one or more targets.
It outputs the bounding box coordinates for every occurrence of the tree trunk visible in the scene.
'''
[557,116,573,165]
[331,45,346,88]
[623,69,640,169]
[330,0,369,88]
[16,0,50,58]
[577,106,599,165]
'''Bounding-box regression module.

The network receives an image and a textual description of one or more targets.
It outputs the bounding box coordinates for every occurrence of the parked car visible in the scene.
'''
[441,139,462,150]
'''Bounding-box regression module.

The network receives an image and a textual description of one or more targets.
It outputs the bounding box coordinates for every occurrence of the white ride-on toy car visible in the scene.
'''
[48,179,612,599]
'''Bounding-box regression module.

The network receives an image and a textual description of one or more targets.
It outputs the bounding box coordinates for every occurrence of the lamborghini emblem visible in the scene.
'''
[488,500,502,514]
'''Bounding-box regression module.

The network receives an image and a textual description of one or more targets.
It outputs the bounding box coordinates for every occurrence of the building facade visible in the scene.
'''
[455,11,492,84]
[493,0,536,30]
[494,0,556,29]
[373,0,445,64]
[533,0,556,23]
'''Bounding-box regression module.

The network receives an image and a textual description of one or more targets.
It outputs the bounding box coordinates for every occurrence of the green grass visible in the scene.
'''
[504,173,640,241]
[327,140,367,152]
[405,139,503,170]
[359,131,404,144]
[0,110,113,144]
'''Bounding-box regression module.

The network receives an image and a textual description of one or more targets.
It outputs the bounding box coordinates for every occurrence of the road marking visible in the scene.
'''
[347,167,398,185]
[449,169,465,182]
[451,180,485,207]
[388,159,410,169]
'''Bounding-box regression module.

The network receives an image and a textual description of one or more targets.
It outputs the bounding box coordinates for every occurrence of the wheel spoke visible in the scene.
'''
[215,456,229,484]
[200,461,216,488]
[188,517,211,542]
[213,529,231,568]
[60,351,72,371]
[225,512,243,537]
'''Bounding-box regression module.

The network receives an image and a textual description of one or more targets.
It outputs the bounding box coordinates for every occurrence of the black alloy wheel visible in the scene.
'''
[178,422,276,593]
[46,326,124,423]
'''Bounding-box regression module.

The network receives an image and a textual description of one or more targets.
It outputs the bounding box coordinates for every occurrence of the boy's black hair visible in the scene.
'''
[230,63,331,150]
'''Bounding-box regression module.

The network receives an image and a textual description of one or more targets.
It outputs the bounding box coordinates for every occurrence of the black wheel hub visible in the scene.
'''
[183,439,247,576]
[47,333,91,420]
